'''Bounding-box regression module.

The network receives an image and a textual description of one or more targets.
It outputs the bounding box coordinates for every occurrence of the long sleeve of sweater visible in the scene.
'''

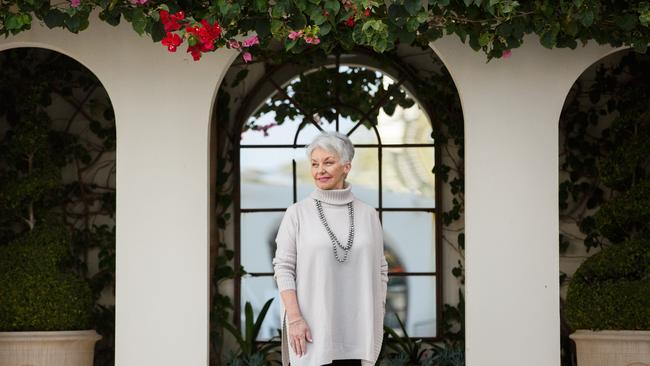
[373,209,389,300]
[272,204,298,292]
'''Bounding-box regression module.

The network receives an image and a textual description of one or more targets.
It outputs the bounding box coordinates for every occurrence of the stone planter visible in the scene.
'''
[0,330,101,366]
[570,330,650,366]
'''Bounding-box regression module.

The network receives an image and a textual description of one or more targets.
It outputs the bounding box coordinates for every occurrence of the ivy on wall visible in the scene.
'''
[2,0,650,62]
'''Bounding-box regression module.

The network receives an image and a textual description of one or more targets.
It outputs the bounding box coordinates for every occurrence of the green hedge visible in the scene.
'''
[0,224,93,331]
[566,239,650,330]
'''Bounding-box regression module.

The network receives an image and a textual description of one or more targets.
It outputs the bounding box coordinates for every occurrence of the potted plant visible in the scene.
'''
[0,57,101,365]
[565,54,650,366]
[566,238,649,366]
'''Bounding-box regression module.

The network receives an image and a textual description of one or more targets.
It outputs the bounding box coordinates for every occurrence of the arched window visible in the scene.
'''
[234,58,441,340]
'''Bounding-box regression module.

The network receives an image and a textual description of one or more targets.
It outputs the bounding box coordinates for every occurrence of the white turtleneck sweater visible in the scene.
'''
[272,181,388,366]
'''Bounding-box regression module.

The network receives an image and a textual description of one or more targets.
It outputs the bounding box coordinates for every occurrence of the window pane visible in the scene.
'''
[240,148,295,209]
[382,211,436,273]
[382,147,435,208]
[339,115,378,145]
[346,147,379,207]
[377,104,434,144]
[295,121,323,146]
[384,275,436,338]
[240,275,282,341]
[240,211,285,273]
[241,112,299,146]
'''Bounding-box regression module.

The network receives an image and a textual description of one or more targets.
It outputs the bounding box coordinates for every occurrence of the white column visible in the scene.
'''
[430,35,619,366]
[1,15,237,366]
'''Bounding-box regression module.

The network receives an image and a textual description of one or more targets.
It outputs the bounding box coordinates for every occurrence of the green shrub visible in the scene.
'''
[0,224,93,331]
[565,238,650,330]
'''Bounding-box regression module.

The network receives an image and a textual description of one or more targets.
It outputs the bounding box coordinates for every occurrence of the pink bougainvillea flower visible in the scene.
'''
[288,30,303,40]
[304,37,320,45]
[242,35,259,48]
[228,39,241,49]
[130,0,147,5]
[259,122,278,136]
[502,49,512,58]
[345,16,355,27]
[70,0,81,8]
[364,8,371,17]
[242,52,252,63]
[161,32,182,52]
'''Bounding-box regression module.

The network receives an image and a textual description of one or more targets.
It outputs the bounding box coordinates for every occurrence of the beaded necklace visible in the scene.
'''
[314,199,355,263]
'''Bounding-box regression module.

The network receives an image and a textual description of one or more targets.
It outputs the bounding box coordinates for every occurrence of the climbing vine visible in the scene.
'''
[2,0,650,62]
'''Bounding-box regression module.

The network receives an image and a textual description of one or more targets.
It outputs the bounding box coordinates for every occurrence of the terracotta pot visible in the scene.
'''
[0,330,101,366]
[570,330,650,366]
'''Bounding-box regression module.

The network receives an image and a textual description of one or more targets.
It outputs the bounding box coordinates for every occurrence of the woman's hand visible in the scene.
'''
[288,317,312,357]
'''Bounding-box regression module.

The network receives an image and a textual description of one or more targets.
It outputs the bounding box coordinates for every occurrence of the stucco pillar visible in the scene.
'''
[0,15,237,366]
[429,35,620,366]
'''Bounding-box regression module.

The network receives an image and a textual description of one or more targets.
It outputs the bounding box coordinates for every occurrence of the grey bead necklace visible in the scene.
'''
[314,199,355,263]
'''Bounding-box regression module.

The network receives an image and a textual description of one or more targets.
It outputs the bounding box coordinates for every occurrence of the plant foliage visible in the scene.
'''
[222,299,280,366]
[562,50,650,331]
[0,48,116,364]
[0,223,94,331]
[2,0,650,61]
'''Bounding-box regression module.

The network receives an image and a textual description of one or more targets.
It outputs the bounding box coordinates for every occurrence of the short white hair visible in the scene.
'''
[305,130,355,164]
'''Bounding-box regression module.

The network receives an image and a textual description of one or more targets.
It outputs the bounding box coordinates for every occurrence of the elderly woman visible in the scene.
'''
[272,131,388,366]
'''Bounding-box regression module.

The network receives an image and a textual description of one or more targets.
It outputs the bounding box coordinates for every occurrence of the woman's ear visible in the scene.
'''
[344,162,351,174]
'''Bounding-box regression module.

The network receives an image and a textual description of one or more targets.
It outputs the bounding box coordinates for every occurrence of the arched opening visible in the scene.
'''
[558,48,650,366]
[0,47,116,365]
[209,44,465,364]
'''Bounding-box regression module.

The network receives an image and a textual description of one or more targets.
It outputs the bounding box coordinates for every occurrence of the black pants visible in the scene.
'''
[321,360,361,366]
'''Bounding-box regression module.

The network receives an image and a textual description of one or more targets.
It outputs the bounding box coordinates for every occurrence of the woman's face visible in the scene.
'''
[311,146,351,190]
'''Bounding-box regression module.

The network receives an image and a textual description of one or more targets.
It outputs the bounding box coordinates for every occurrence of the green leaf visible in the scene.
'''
[615,14,637,30]
[324,0,340,15]
[540,29,557,48]
[254,19,271,39]
[270,19,285,38]
[579,9,594,27]
[271,2,286,17]
[64,14,81,33]
[318,22,331,35]
[309,5,326,25]
[43,10,65,28]
[463,0,473,6]
[285,38,298,50]
[252,298,274,341]
[640,11,650,27]
[406,17,419,32]
[150,21,165,42]
[130,9,146,35]
[5,15,24,30]
[478,31,492,46]
[404,0,420,16]
[255,0,268,12]
[398,28,416,44]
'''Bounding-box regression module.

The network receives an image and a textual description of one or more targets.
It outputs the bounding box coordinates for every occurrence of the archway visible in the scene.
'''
[558,47,650,366]
[208,43,466,363]
[0,47,116,365]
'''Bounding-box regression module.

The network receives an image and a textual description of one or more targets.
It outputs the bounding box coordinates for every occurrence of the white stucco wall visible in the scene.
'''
[430,35,622,366]
[0,13,238,366]
[0,12,628,366]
